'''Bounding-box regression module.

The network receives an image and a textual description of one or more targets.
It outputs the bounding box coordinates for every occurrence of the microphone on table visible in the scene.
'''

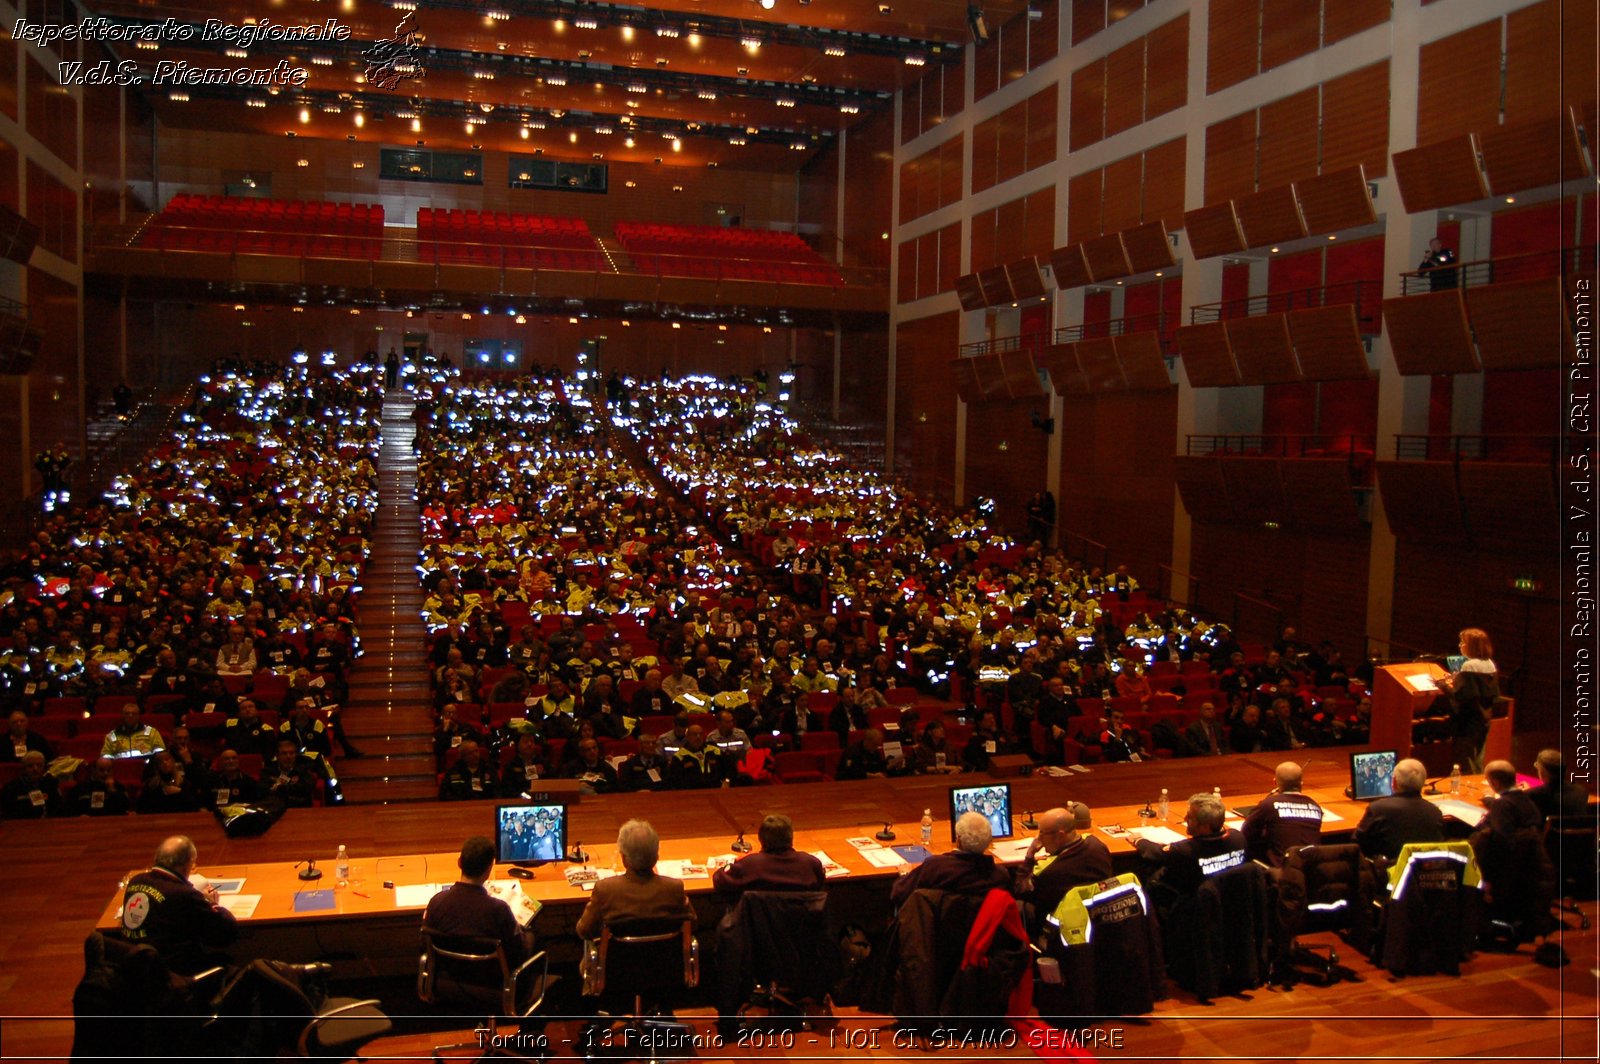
[1021,809,1038,831]
[567,840,589,864]
[730,829,752,854]
[1137,801,1156,819]
[296,859,322,882]
[875,821,897,842]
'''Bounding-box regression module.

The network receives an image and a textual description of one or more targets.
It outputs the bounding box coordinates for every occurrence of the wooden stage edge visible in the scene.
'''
[1,749,1596,1062]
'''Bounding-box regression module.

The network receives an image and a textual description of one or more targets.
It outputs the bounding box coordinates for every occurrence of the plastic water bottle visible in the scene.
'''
[920,809,933,846]
[335,844,349,885]
[1450,764,1462,795]
[1158,788,1170,821]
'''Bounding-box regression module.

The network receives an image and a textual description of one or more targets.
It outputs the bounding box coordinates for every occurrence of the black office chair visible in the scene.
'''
[1169,863,1272,1004]
[246,958,392,1059]
[71,931,225,1060]
[1274,843,1378,987]
[1545,810,1598,929]
[418,929,554,1061]
[578,918,699,1064]
[715,890,835,1035]
[1372,841,1483,976]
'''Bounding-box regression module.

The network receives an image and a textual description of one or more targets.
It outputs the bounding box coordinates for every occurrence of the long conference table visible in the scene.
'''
[72,747,1496,979]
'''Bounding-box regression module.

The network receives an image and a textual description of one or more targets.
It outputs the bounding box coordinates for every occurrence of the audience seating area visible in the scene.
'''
[613,221,842,284]
[141,195,385,258]
[415,209,602,269]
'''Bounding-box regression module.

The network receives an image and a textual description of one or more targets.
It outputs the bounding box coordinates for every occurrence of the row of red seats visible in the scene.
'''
[141,194,385,260]
[416,207,601,269]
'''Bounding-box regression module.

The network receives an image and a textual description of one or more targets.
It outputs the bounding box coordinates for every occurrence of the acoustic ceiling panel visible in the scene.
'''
[955,273,986,311]
[1037,342,1088,395]
[1183,202,1247,259]
[1075,337,1126,392]
[1234,184,1308,248]
[1293,165,1377,236]
[1279,458,1364,531]
[996,348,1047,398]
[1005,256,1049,300]
[1480,111,1591,197]
[1113,331,1173,391]
[1121,220,1178,274]
[977,265,1014,306]
[1173,456,1234,522]
[1287,304,1372,381]
[1391,134,1489,213]
[1375,461,1472,545]
[1225,313,1303,384]
[975,352,1010,400]
[1458,462,1558,551]
[950,357,983,403]
[1174,321,1242,387]
[1048,244,1092,289]
[1381,290,1480,374]
[1082,232,1132,282]
[1218,457,1289,525]
[1465,276,1576,370]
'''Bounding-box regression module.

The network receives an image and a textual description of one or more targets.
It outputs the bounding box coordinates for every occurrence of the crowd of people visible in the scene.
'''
[0,360,381,816]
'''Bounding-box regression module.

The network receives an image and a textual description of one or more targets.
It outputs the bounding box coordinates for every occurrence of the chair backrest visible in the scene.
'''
[724,890,834,1001]
[1544,810,1599,898]
[592,918,697,1000]
[418,928,515,1016]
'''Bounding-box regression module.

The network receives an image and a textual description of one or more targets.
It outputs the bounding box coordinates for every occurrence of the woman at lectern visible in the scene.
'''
[1438,627,1499,774]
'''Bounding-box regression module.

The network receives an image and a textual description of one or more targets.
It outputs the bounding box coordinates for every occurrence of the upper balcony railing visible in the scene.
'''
[957,331,1050,359]
[1398,246,1595,296]
[1189,279,1380,332]
[1392,434,1565,463]
[1055,310,1178,354]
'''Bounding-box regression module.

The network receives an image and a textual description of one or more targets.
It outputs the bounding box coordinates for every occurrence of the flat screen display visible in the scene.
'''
[1349,750,1397,801]
[948,782,1014,842]
[495,802,566,864]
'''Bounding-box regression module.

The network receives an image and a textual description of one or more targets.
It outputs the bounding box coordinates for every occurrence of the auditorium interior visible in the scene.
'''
[0,0,1595,1060]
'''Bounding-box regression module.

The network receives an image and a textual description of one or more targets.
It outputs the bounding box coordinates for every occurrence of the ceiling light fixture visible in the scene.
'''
[823,44,846,57]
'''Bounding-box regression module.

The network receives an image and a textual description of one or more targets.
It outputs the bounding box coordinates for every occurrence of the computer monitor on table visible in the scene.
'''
[1348,750,1398,801]
[495,801,567,865]
[949,782,1014,842]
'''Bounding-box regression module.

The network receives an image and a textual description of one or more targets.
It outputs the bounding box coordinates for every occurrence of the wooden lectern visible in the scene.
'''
[1372,662,1514,767]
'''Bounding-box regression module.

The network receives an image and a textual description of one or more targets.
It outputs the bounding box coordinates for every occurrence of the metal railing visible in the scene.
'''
[1230,591,1286,644]
[1392,434,1563,463]
[1189,279,1379,330]
[1363,633,1438,667]
[90,221,890,289]
[1398,247,1595,296]
[1158,564,1200,611]
[1187,433,1376,458]
[1058,529,1110,574]
[1054,312,1177,355]
[958,332,1050,359]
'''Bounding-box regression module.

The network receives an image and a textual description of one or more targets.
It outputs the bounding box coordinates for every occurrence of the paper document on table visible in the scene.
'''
[219,894,261,919]
[209,879,246,895]
[812,851,850,878]
[1432,798,1487,826]
[844,836,882,851]
[1405,673,1438,693]
[1319,808,1344,823]
[859,847,907,868]
[487,880,543,928]
[1223,819,1244,831]
[991,838,1033,862]
[394,882,449,908]
[657,859,710,880]
[1133,825,1187,846]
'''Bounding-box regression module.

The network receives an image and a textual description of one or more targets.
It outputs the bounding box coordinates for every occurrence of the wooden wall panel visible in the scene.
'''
[997,105,1028,186]
[1480,115,1589,198]
[1000,12,1031,86]
[1176,322,1241,386]
[1029,0,1061,69]
[1027,87,1058,172]
[1391,135,1489,213]
[1416,20,1504,146]
[1560,0,1598,117]
[1324,0,1390,45]
[1381,291,1480,374]
[971,207,997,274]
[1261,0,1320,72]
[965,398,1052,531]
[1504,0,1560,126]
[1287,305,1371,381]
[936,221,962,294]
[1022,186,1057,260]
[1105,38,1147,138]
[1185,202,1247,259]
[1050,244,1092,289]
[897,239,918,304]
[1067,169,1103,246]
[1227,314,1302,383]
[1466,277,1575,370]
[1070,58,1107,152]
[901,77,926,145]
[943,49,967,120]
[1174,456,1234,521]
[1205,110,1258,204]
[1072,0,1106,45]
[996,198,1027,262]
[1207,0,1260,94]
[917,234,940,302]
[973,38,1000,101]
[1083,233,1131,281]
[845,109,896,269]
[1319,61,1391,178]
[1122,220,1177,273]
[1257,87,1320,191]
[1143,137,1187,232]
[970,117,998,196]
[895,311,961,497]
[1294,166,1377,235]
[939,134,965,207]
[1145,14,1189,120]
[1102,155,1144,235]
[1377,462,1471,545]
[1235,184,1307,248]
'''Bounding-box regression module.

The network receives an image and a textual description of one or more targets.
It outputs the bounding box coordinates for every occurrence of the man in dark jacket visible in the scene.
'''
[1016,803,1113,933]
[890,811,1011,907]
[1241,761,1325,867]
[1526,748,1591,819]
[712,814,826,896]
[1353,757,1444,861]
[121,835,238,975]
[1135,792,1246,918]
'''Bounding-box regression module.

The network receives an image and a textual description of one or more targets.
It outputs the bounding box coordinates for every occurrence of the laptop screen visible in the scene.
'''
[1349,750,1397,801]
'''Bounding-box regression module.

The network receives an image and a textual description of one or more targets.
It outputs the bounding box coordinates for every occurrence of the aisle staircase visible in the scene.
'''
[338,392,438,803]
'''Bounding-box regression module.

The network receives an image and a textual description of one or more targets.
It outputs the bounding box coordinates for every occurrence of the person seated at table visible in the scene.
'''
[1015,803,1113,934]
[223,698,278,760]
[265,738,320,809]
[2,750,64,819]
[139,749,205,814]
[207,748,265,808]
[121,835,238,976]
[560,736,621,793]
[433,703,484,771]
[1352,757,1445,861]
[911,719,962,775]
[1184,701,1229,758]
[1135,792,1247,920]
[836,728,905,780]
[707,709,750,759]
[1098,709,1147,763]
[500,732,547,796]
[102,701,166,759]
[1526,748,1591,819]
[1469,759,1547,896]
[1241,761,1325,868]
[667,724,736,789]
[890,811,1012,907]
[423,836,534,962]
[619,733,672,792]
[575,819,695,939]
[440,739,499,801]
[712,813,825,897]
[2,707,53,763]
[74,757,133,816]
[961,709,1022,773]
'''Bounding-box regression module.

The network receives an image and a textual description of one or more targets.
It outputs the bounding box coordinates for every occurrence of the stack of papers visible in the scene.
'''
[657,859,710,880]
[219,895,261,919]
[991,838,1034,862]
[1433,798,1487,826]
[859,847,907,869]
[812,851,849,878]
[1132,825,1187,846]
[394,882,450,908]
